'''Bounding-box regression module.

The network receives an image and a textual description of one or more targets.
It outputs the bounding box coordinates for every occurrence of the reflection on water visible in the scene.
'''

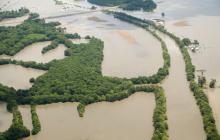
[0,102,12,132]
[0,64,46,89]
[22,93,155,140]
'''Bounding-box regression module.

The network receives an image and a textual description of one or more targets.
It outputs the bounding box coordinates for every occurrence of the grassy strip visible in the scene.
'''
[31,105,41,135]
[111,11,220,140]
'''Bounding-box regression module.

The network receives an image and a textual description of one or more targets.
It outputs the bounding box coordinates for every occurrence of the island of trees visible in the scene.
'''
[0,8,170,140]
[88,0,157,11]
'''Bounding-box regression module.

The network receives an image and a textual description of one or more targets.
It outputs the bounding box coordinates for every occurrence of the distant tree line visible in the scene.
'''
[88,0,157,11]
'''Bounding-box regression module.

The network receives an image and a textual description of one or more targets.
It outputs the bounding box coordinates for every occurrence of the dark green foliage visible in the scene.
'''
[65,33,81,39]
[209,79,216,88]
[0,59,51,70]
[6,100,17,113]
[77,103,85,117]
[182,38,191,46]
[3,103,30,140]
[85,35,91,39]
[0,8,29,20]
[41,40,59,54]
[0,17,69,55]
[31,105,41,135]
[28,13,39,20]
[88,0,157,11]
[29,38,132,100]
[29,78,35,83]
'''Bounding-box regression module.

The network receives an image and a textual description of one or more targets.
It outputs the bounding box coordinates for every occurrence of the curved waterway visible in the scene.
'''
[0,64,46,89]
[158,32,206,140]
[21,93,155,140]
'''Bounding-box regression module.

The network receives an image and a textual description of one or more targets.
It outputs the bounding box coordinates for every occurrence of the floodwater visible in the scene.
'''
[22,93,155,140]
[165,15,220,132]
[0,42,66,63]
[59,12,163,78]
[0,102,12,132]
[0,64,46,89]
[0,15,28,26]
[159,32,206,140]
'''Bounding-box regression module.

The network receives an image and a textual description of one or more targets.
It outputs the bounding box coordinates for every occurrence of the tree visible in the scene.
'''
[209,79,216,88]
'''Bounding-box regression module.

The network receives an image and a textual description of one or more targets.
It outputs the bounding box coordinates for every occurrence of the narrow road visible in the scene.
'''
[158,32,206,140]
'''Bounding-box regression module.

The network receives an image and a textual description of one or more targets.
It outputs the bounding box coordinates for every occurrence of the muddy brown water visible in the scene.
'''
[158,32,206,140]
[21,93,155,140]
[0,64,46,89]
[166,16,220,132]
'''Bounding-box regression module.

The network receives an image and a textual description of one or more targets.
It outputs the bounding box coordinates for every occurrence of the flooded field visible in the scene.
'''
[22,93,155,140]
[0,64,46,89]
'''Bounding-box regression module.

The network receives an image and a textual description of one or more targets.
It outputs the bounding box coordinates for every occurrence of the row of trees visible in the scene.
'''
[0,8,29,20]
[0,59,52,70]
[88,0,157,11]
[31,105,41,135]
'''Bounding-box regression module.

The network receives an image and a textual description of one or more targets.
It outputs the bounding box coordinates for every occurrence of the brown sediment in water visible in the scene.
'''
[116,30,137,44]
[22,93,155,140]
[88,16,107,22]
[173,20,190,27]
